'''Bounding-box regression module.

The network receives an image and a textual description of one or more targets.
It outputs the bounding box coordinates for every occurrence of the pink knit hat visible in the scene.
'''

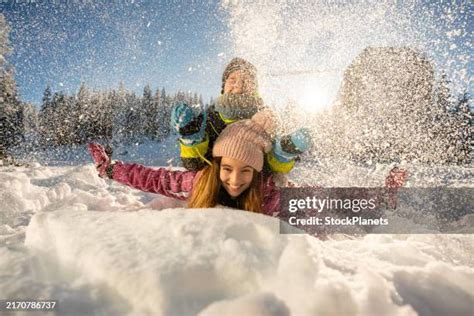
[212,112,275,172]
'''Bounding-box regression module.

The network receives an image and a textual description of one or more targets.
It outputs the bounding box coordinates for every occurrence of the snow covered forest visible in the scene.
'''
[33,83,203,146]
[1,13,207,163]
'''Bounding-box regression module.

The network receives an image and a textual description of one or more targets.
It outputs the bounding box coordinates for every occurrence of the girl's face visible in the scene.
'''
[219,157,255,197]
[223,70,255,94]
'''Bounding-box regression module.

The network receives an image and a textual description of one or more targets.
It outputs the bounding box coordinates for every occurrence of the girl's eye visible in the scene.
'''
[223,168,232,172]
[242,169,252,174]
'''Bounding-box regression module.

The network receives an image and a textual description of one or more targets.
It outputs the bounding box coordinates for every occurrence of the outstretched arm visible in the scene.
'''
[111,162,196,200]
[88,143,196,200]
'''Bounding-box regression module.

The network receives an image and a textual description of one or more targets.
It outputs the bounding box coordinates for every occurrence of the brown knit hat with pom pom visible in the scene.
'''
[221,57,258,94]
[212,114,274,172]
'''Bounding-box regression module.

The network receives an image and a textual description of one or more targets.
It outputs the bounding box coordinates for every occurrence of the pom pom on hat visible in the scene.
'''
[251,109,277,138]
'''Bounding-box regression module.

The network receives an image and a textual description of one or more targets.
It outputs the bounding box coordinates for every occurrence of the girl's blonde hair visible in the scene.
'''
[188,158,263,213]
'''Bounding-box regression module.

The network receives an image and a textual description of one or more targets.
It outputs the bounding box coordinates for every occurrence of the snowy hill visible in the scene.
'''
[1,159,473,315]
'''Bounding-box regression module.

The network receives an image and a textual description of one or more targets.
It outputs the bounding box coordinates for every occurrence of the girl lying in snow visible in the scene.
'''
[89,114,282,216]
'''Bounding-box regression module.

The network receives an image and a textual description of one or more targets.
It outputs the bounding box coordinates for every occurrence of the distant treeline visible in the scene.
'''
[34,83,205,147]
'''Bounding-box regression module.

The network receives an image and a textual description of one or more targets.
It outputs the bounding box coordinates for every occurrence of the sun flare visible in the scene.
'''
[297,80,335,113]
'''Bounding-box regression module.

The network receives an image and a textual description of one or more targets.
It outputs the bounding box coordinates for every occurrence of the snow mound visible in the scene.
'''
[24,209,474,316]
[25,209,288,315]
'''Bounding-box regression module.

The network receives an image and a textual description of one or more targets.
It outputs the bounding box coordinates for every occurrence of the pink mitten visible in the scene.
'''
[88,143,111,177]
[385,167,408,188]
[385,167,408,209]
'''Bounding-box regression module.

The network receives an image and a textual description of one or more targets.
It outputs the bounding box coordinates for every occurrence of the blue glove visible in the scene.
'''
[170,102,207,145]
[171,102,194,132]
[272,128,312,162]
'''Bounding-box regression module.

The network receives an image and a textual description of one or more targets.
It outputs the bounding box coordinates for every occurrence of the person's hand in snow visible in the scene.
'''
[88,143,113,178]
[170,102,207,146]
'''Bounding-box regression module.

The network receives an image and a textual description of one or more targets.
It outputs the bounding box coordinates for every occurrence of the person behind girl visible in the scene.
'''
[171,57,312,174]
[88,113,281,215]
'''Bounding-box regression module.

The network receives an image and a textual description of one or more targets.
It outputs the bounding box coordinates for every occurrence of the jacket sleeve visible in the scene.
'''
[111,161,196,200]
[180,107,227,171]
[261,174,281,217]
[265,151,296,174]
[180,136,212,171]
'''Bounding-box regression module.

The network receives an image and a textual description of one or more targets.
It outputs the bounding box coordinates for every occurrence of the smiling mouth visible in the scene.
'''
[227,184,242,191]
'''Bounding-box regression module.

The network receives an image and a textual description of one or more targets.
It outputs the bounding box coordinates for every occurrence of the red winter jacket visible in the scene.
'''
[110,161,281,217]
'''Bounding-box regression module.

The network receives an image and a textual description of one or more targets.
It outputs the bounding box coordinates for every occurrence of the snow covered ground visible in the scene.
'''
[10,137,181,167]
[1,144,473,316]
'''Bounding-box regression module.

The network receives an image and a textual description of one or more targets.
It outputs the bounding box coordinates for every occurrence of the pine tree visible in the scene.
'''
[199,94,204,107]
[456,92,471,116]
[49,92,63,146]
[63,95,76,145]
[87,92,102,141]
[42,85,51,107]
[123,93,142,143]
[192,92,199,106]
[153,88,163,140]
[54,92,70,145]
[112,84,128,144]
[106,90,119,144]
[142,84,157,140]
[436,72,452,112]
[75,82,91,143]
[163,94,172,137]
[155,87,170,139]
[20,102,39,152]
[175,90,186,103]
[455,92,472,162]
[97,90,113,142]
[163,89,173,138]
[39,86,53,146]
[0,14,23,161]
[22,102,39,135]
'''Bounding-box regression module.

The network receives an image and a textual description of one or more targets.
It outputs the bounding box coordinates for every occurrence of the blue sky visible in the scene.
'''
[1,0,472,109]
[1,0,232,106]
